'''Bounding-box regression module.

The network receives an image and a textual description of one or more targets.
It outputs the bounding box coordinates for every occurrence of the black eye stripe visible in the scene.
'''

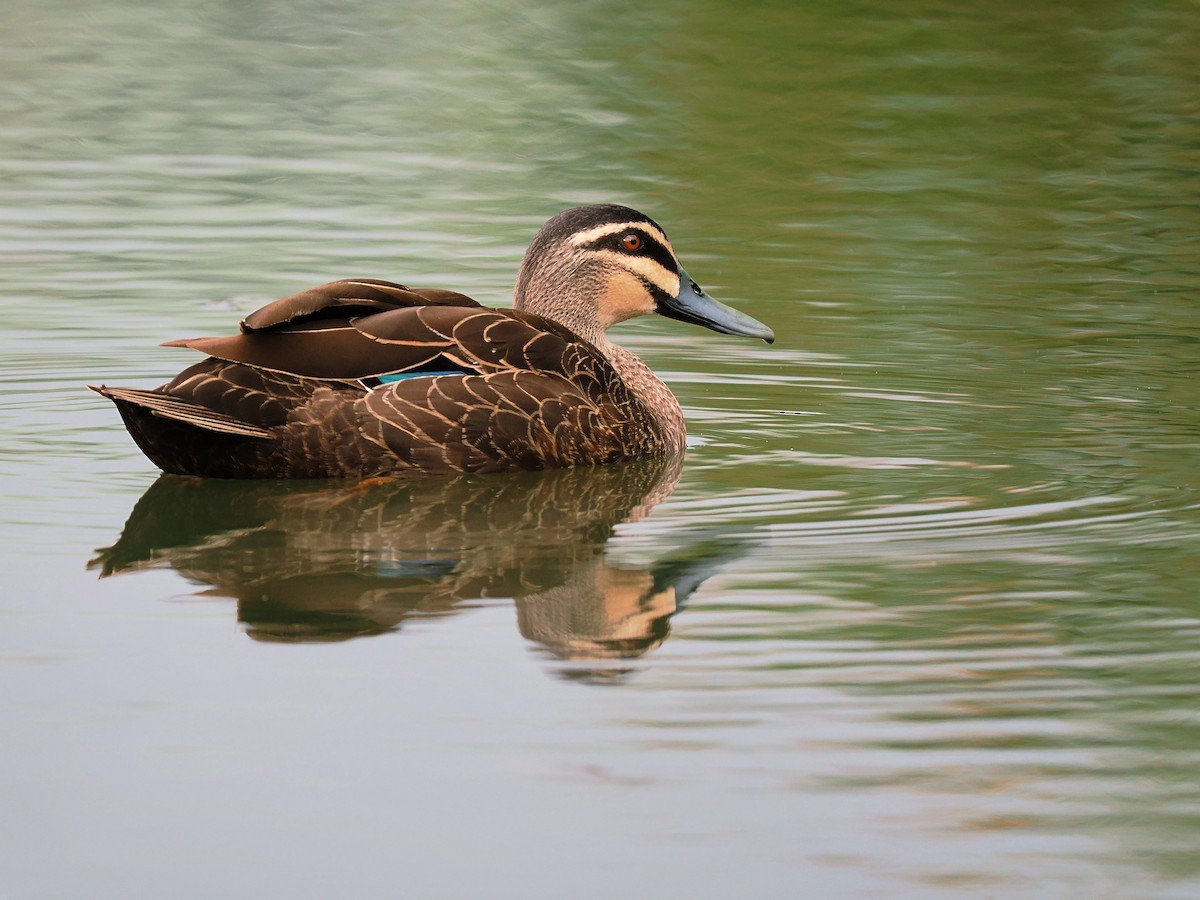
[582,230,679,275]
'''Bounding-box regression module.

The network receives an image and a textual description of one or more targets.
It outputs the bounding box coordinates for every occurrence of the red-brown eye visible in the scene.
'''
[621,233,643,252]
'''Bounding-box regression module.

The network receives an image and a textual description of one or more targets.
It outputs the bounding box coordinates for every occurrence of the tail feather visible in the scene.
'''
[88,385,274,439]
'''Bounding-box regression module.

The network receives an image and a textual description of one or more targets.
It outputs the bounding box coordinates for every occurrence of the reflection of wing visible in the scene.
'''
[92,279,670,477]
[91,457,686,646]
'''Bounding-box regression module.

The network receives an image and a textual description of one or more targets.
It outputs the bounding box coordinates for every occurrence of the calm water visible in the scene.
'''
[3,1,1199,896]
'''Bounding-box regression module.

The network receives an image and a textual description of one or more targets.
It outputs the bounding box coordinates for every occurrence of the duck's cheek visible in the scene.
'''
[598,270,658,327]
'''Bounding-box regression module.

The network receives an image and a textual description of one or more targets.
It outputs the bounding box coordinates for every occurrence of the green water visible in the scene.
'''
[2,1,1198,896]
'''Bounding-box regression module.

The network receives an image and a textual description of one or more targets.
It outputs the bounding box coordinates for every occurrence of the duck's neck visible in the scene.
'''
[515,258,606,344]
[597,336,687,453]
[515,268,686,452]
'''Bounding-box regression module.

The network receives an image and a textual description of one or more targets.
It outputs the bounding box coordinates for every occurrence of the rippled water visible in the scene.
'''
[3,1,1199,897]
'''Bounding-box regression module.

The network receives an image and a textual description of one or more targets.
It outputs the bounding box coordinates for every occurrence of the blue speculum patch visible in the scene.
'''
[376,371,463,384]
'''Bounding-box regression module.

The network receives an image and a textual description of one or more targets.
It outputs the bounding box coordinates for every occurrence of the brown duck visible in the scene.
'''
[92,204,774,478]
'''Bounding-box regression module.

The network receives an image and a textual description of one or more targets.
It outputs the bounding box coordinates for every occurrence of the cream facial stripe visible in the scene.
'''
[588,250,680,297]
[568,220,673,253]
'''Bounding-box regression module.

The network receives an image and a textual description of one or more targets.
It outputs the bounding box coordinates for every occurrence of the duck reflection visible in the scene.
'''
[92,457,741,673]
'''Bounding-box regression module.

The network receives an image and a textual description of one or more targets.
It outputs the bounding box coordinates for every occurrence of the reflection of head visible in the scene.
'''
[515,562,676,661]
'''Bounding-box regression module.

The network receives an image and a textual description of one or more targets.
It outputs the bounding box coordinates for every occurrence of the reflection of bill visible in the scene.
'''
[92,457,747,676]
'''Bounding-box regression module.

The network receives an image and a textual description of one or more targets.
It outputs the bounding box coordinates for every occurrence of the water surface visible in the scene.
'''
[2,1,1198,897]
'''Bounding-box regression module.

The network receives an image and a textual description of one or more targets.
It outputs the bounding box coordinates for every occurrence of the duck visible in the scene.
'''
[91,204,774,478]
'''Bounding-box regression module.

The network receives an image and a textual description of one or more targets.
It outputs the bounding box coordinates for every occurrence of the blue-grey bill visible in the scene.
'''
[656,265,775,344]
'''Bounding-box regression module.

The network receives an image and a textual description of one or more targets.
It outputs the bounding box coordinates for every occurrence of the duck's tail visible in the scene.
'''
[89,385,278,477]
[88,385,274,438]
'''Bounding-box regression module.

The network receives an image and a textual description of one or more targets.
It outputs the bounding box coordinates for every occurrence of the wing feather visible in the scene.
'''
[239,279,481,332]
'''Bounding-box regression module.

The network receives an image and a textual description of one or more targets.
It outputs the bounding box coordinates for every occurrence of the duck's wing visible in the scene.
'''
[166,289,596,384]
[237,278,482,332]
[162,279,487,380]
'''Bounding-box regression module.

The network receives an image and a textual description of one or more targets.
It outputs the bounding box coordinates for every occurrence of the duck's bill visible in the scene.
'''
[656,265,775,344]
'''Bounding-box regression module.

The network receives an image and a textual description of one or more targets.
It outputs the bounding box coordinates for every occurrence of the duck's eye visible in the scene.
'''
[620,233,643,252]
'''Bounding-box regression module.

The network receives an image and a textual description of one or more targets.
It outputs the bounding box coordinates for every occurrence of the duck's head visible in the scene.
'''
[514,204,775,347]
